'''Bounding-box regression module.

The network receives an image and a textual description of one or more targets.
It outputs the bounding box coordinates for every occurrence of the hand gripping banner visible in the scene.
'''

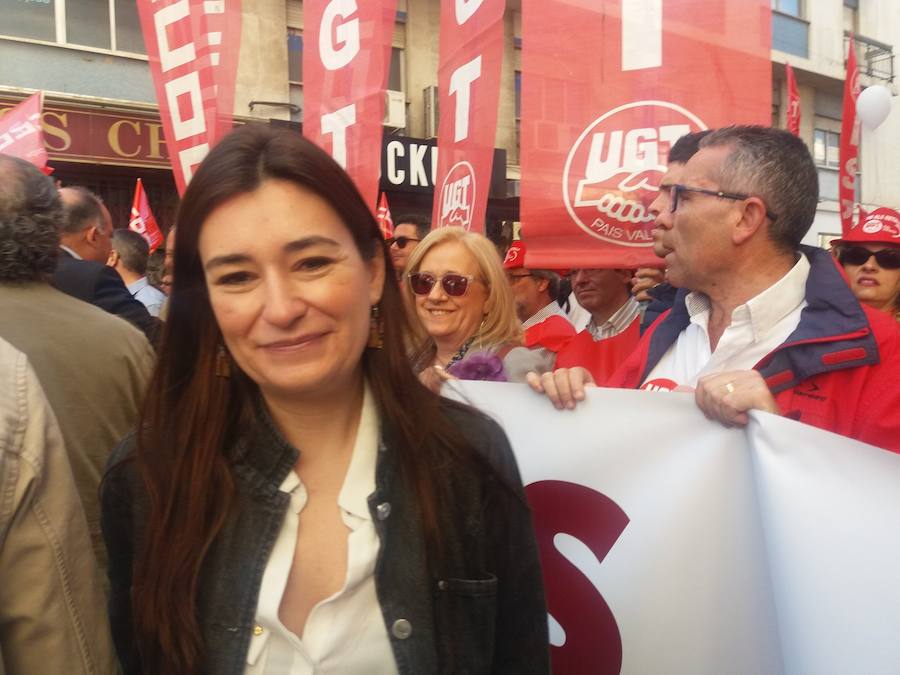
[138,0,242,194]
[431,0,505,233]
[520,0,772,269]
[303,0,397,210]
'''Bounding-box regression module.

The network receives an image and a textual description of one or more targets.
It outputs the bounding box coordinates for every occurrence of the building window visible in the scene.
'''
[0,0,145,54]
[813,129,840,169]
[288,29,303,84]
[387,47,404,92]
[771,0,801,16]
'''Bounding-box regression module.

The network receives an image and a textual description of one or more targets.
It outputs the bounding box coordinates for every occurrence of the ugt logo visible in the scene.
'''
[563,100,706,247]
[438,160,476,230]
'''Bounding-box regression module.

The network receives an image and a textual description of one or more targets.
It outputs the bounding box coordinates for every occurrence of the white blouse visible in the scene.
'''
[244,386,399,675]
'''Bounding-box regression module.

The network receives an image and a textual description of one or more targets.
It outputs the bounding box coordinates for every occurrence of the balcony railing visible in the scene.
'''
[845,33,895,84]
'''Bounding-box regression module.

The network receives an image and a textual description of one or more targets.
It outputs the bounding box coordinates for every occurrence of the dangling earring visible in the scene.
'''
[215,343,232,378]
[368,304,384,349]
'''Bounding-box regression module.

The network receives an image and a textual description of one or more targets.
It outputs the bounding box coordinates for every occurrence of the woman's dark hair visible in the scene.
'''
[129,124,482,673]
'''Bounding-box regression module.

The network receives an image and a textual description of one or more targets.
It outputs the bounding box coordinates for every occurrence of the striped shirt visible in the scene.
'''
[522,301,572,331]
[585,296,641,341]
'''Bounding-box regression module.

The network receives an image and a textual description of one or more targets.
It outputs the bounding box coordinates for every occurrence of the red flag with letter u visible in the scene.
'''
[839,37,860,235]
[0,92,49,172]
[129,178,164,253]
[431,0,505,233]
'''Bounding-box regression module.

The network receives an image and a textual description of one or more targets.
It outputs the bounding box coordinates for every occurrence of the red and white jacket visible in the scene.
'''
[608,247,900,452]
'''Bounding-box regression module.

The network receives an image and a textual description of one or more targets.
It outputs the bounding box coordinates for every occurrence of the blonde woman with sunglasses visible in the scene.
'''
[405,228,549,387]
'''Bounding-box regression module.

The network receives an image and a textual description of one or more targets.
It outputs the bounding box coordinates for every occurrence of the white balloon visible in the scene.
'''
[856,85,893,130]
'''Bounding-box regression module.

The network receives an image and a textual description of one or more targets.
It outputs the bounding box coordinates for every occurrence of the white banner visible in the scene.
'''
[448,382,900,675]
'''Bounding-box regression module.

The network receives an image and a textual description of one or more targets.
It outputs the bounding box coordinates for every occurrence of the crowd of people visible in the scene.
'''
[0,120,898,674]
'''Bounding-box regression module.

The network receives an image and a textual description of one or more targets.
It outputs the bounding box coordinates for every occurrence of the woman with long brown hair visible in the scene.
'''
[101,125,548,675]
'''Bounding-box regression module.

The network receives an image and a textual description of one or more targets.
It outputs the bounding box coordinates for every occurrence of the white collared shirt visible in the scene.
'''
[643,254,810,388]
[522,301,572,331]
[59,245,82,260]
[586,296,641,341]
[126,277,167,317]
[245,386,397,675]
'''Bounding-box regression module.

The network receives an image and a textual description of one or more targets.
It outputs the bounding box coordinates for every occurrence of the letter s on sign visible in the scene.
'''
[320,0,360,71]
[525,480,628,674]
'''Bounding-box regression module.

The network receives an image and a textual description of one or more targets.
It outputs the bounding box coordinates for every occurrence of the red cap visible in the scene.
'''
[503,240,526,269]
[833,207,900,246]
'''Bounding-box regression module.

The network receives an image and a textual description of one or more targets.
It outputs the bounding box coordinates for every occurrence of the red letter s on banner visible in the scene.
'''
[525,480,629,674]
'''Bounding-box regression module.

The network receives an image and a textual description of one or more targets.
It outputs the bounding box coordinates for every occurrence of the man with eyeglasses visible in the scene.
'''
[503,239,575,364]
[534,125,900,451]
[387,213,430,278]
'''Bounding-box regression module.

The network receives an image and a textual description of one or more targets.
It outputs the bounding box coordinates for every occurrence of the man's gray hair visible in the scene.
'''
[699,125,819,251]
[530,269,561,301]
[60,186,105,235]
[0,155,63,282]
[111,228,150,276]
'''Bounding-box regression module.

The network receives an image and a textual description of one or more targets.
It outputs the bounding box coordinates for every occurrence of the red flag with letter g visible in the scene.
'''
[376,192,394,239]
[129,178,164,253]
[839,37,861,236]
[785,63,801,136]
[0,92,49,172]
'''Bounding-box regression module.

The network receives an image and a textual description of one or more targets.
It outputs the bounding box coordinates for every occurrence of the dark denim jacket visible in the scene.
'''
[102,400,550,674]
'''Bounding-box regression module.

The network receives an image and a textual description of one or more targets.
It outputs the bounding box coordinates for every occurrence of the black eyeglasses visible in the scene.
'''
[408,272,481,297]
[506,273,533,282]
[838,245,900,270]
[671,184,778,222]
[387,236,420,249]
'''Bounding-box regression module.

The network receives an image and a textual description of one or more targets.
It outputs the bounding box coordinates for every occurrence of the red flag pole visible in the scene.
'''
[785,63,801,136]
[129,178,165,253]
[838,36,861,236]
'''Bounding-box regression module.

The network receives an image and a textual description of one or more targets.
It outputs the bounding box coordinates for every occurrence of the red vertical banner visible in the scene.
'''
[303,0,397,210]
[839,37,860,235]
[785,62,801,136]
[431,0,505,233]
[129,178,165,253]
[520,0,772,269]
[0,92,49,172]
[137,0,242,194]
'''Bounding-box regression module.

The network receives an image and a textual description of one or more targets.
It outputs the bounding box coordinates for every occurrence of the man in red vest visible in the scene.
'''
[504,240,575,364]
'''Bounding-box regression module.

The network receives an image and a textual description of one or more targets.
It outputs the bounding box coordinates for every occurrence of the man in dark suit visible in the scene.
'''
[53,186,159,345]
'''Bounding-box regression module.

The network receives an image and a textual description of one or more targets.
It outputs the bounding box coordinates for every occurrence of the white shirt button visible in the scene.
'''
[391,618,412,640]
[376,502,392,520]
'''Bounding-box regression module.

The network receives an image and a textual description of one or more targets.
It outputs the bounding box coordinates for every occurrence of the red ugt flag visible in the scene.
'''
[839,37,861,235]
[431,0,505,233]
[0,92,49,172]
[376,192,393,239]
[785,63,801,136]
[129,178,164,253]
[520,0,772,269]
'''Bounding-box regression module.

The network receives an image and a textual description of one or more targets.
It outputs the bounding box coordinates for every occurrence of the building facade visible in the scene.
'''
[1,0,896,246]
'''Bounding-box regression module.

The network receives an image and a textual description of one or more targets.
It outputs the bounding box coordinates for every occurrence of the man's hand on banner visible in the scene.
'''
[694,370,781,427]
[527,367,596,409]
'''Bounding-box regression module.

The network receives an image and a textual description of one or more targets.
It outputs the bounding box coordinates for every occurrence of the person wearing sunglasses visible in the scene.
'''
[531,125,900,452]
[405,227,533,386]
[832,207,900,323]
[386,214,430,279]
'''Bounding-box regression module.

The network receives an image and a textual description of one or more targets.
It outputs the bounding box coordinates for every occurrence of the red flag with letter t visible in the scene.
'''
[129,178,164,253]
[431,0,505,233]
[137,0,241,194]
[0,92,49,172]
[785,62,801,136]
[839,36,861,235]
[303,0,397,210]
[520,0,772,269]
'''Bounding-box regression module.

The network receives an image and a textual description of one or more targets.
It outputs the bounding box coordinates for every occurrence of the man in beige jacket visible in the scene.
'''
[0,337,117,674]
[0,155,153,577]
